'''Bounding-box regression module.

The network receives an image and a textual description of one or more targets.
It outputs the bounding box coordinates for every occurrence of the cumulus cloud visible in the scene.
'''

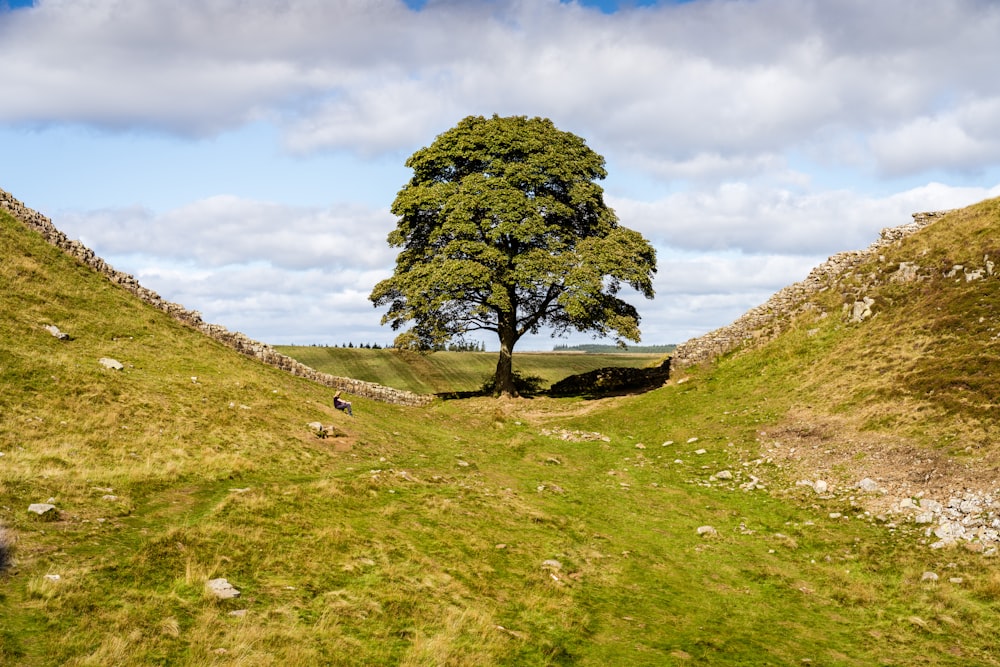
[3,0,1000,177]
[60,196,397,269]
[611,181,1000,256]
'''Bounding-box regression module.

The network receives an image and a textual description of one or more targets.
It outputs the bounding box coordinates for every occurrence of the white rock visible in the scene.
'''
[206,578,241,600]
[541,559,562,570]
[44,324,70,340]
[814,480,829,494]
[921,499,944,513]
[921,572,939,582]
[696,525,717,536]
[858,478,880,492]
[43,574,61,582]
[28,503,57,517]
[715,470,733,480]
[98,357,124,371]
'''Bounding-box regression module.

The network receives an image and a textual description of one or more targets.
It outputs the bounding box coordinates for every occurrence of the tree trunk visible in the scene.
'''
[494,323,518,398]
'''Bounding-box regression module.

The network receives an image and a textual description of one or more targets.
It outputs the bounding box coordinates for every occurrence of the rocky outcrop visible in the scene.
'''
[671,211,952,368]
[1,187,433,407]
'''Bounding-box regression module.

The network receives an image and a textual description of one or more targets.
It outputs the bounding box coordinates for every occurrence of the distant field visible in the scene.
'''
[274,346,666,394]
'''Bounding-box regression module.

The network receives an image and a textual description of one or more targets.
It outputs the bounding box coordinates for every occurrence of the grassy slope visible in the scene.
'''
[275,346,664,395]
[786,197,1000,447]
[3,203,1000,666]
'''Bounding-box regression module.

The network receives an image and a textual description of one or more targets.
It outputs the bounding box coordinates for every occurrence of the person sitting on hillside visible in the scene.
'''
[333,390,353,417]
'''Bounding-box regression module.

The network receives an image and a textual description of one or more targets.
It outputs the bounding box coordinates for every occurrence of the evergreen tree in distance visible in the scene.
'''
[370,115,657,397]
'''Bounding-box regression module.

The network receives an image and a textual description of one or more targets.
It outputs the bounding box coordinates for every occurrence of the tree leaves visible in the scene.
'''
[371,114,657,395]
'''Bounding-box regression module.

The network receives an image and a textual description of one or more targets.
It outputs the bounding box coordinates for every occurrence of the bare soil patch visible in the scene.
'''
[762,408,1000,514]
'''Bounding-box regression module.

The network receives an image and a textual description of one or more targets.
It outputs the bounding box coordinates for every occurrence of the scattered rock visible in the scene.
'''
[814,480,829,494]
[43,574,61,582]
[921,572,939,582]
[28,503,58,520]
[715,470,734,480]
[696,525,717,537]
[98,357,124,371]
[228,609,248,618]
[850,297,876,323]
[540,428,611,443]
[44,324,70,340]
[541,559,562,570]
[206,578,241,600]
[858,478,880,492]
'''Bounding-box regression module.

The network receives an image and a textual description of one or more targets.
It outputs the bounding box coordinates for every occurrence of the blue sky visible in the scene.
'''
[2,0,1000,349]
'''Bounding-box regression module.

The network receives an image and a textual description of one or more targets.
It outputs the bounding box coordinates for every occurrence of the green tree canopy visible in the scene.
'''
[370,114,657,397]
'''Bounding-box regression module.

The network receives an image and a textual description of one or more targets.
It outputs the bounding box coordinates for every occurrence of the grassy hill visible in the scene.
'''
[274,346,664,395]
[3,195,1000,665]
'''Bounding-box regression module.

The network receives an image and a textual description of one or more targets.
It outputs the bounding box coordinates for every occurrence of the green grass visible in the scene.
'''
[4,201,1000,665]
[275,346,664,395]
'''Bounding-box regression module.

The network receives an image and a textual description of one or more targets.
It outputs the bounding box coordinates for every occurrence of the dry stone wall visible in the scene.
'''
[671,211,952,369]
[1,187,434,407]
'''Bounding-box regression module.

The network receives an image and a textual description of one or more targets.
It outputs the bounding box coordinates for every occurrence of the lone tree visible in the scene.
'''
[370,115,657,397]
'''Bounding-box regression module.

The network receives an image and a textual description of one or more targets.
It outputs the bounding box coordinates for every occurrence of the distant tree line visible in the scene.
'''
[553,343,676,354]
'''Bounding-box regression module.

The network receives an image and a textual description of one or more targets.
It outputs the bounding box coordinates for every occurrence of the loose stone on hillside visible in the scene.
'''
[28,503,57,519]
[697,525,717,537]
[206,578,241,600]
[98,357,124,370]
[44,324,70,340]
[858,478,880,492]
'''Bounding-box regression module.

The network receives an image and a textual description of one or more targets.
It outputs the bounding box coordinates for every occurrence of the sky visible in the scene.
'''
[2,0,1000,350]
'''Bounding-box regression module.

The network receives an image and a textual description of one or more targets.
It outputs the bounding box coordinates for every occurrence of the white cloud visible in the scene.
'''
[870,98,1000,176]
[3,0,1000,178]
[611,182,1000,256]
[60,196,397,269]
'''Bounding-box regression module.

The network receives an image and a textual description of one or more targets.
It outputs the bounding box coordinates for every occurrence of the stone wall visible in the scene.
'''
[671,211,952,369]
[1,187,434,407]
